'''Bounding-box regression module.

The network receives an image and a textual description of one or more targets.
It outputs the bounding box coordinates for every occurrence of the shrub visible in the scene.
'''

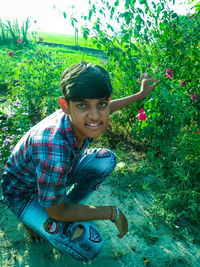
[81,0,200,225]
[0,99,32,165]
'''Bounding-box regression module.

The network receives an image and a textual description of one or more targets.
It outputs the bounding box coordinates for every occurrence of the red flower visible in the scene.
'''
[17,38,23,43]
[197,128,200,133]
[190,94,199,101]
[165,68,173,79]
[180,80,187,87]
[138,109,147,121]
[8,51,15,57]
[139,113,147,121]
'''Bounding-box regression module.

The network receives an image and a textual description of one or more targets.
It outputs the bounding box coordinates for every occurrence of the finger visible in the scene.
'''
[143,78,159,83]
[151,80,160,88]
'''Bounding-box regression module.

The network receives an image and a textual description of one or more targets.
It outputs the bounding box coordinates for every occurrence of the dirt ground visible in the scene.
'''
[0,171,200,267]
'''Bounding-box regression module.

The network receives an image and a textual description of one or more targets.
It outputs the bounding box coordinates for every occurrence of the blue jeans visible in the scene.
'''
[13,148,116,261]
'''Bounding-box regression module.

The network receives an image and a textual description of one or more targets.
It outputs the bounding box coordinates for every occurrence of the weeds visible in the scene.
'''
[0,18,31,47]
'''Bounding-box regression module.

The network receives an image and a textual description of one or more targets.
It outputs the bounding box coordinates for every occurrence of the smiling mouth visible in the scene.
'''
[86,122,102,129]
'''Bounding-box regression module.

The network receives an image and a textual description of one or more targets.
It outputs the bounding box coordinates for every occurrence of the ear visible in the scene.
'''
[58,97,70,115]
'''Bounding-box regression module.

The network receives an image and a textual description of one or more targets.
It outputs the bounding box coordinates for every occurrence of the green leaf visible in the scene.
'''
[137,8,144,16]
[114,0,119,7]
[147,20,151,27]
[130,0,136,8]
[97,43,101,49]
[63,12,67,19]
[135,14,141,24]
[122,32,130,42]
[157,6,161,15]
[152,1,156,9]
[89,9,93,20]
[172,13,178,18]
[139,0,146,4]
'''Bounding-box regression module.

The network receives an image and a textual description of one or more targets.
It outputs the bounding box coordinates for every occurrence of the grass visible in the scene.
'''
[37,31,97,49]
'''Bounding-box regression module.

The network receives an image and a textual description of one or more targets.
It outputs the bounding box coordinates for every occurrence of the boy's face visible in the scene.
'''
[58,97,110,147]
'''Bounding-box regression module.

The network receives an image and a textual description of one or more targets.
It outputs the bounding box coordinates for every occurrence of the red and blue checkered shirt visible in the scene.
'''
[1,110,92,207]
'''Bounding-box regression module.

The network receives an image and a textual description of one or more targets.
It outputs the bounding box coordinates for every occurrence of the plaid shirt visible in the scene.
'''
[1,109,92,207]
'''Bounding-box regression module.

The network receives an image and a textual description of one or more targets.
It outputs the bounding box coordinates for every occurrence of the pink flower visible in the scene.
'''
[138,109,147,121]
[165,68,173,79]
[190,94,199,101]
[8,51,15,57]
[17,38,23,43]
[2,127,8,131]
[197,128,200,133]
[3,141,8,146]
[28,60,33,64]
[139,113,147,121]
[13,99,21,107]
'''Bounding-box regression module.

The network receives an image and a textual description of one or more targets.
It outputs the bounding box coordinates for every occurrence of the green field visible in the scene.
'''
[37,32,97,48]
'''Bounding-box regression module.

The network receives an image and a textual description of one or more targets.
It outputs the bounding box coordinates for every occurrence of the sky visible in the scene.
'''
[0,0,198,35]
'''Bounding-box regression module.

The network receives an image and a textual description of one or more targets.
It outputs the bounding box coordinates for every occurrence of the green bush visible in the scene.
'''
[81,0,200,225]
[7,48,65,122]
[0,99,32,165]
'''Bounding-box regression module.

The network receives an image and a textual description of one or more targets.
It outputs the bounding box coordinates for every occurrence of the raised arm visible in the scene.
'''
[110,74,160,114]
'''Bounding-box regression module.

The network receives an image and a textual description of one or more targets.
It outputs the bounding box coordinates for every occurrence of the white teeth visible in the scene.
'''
[87,123,100,126]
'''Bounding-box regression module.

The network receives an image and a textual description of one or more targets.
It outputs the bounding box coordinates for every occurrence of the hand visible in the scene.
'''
[114,209,128,238]
[137,73,160,98]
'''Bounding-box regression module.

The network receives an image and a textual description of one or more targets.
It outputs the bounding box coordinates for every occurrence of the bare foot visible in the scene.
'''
[23,224,43,242]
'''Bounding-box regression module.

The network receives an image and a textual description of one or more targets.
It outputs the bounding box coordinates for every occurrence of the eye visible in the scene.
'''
[77,103,87,109]
[99,101,107,108]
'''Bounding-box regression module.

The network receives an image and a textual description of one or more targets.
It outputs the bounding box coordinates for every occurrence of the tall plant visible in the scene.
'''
[0,18,31,47]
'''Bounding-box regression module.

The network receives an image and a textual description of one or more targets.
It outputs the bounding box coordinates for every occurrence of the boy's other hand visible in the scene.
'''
[137,73,160,98]
[114,209,128,238]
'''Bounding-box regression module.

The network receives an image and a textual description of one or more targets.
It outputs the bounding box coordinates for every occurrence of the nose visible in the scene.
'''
[88,107,99,121]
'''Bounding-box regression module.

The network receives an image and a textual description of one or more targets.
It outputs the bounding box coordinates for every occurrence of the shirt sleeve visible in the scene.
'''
[35,158,69,207]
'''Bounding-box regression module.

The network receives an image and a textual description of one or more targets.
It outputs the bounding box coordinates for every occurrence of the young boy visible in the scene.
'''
[1,62,159,262]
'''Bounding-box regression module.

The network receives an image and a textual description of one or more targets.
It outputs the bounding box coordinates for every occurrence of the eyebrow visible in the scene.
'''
[77,98,107,103]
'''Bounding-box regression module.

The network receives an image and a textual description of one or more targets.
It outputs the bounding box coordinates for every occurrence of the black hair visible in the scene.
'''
[60,62,113,102]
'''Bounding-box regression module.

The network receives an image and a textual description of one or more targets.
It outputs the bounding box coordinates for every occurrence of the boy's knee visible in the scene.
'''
[95,148,117,174]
